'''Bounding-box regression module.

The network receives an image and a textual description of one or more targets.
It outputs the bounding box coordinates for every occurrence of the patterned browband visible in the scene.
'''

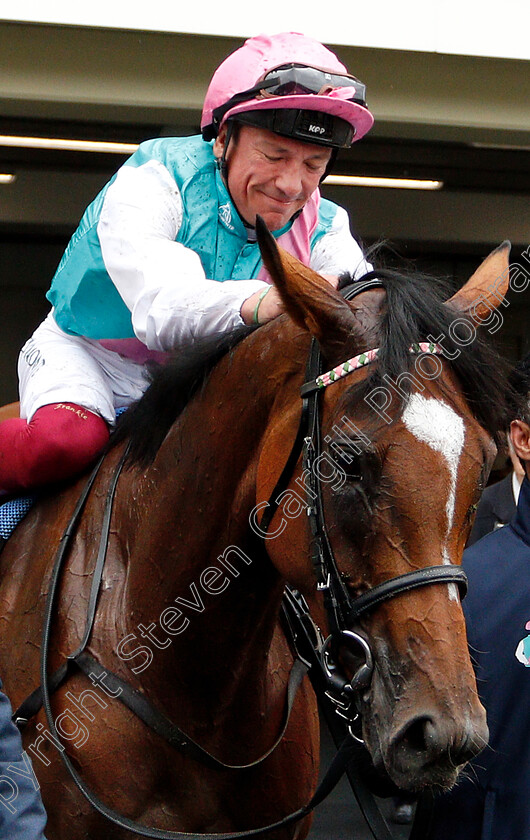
[300,342,443,397]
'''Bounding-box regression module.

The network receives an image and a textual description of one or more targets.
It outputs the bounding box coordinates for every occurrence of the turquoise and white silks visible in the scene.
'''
[46,135,371,359]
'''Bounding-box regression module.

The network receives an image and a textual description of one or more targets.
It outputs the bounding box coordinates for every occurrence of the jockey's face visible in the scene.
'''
[214,124,331,231]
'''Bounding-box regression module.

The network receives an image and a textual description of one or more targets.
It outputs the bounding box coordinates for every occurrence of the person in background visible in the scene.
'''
[428,352,530,840]
[467,434,524,546]
[0,680,47,839]
[0,31,373,497]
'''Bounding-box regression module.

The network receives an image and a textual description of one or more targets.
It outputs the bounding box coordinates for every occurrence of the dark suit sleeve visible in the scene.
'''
[427,776,485,840]
[467,475,516,547]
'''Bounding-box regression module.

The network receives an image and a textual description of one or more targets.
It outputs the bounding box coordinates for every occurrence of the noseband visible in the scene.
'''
[259,278,468,722]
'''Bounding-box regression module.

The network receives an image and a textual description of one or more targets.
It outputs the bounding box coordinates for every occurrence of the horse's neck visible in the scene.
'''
[117,322,308,712]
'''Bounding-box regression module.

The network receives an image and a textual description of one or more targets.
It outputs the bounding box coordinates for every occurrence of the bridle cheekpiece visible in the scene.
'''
[260,279,468,725]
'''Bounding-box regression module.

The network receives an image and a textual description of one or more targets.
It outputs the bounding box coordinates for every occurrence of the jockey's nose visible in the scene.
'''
[274,162,304,199]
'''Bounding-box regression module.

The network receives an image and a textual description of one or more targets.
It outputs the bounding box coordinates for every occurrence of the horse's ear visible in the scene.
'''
[255,216,357,357]
[447,240,511,316]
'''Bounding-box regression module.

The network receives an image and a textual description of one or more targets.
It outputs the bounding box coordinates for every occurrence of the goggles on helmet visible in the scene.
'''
[208,63,368,140]
[260,64,366,104]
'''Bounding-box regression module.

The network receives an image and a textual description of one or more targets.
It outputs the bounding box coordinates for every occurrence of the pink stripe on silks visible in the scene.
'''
[257,192,320,283]
[98,339,170,365]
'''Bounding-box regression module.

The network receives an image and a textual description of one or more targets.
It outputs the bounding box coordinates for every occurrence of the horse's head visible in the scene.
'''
[255,218,510,792]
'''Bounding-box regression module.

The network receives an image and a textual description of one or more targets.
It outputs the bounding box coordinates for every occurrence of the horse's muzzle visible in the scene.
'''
[382,707,489,791]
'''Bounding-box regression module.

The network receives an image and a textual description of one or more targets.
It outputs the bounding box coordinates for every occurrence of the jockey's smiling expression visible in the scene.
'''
[214,124,331,231]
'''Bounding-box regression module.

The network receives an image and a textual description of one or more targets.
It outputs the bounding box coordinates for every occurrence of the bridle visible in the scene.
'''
[12,276,467,839]
[259,277,468,725]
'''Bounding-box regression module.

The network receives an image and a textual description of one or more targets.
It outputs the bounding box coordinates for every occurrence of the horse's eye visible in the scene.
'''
[330,444,364,482]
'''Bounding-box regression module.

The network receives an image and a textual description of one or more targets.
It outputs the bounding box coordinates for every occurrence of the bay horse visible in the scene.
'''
[0,223,510,840]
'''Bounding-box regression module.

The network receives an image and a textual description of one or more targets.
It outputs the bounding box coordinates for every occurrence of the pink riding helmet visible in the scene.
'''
[201,32,374,148]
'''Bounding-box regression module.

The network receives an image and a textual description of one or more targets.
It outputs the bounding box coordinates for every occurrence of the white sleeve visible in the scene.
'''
[97,160,267,351]
[309,205,372,280]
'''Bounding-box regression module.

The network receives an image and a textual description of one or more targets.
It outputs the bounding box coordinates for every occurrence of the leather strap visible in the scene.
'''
[13,447,119,727]
[408,789,434,839]
[282,588,395,840]
[347,566,468,622]
[73,651,308,772]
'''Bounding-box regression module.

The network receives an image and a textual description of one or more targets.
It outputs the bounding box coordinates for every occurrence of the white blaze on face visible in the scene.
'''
[402,394,465,602]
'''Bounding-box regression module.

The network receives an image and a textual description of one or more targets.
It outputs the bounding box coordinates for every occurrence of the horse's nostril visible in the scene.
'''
[455,733,484,766]
[392,713,486,778]
[399,716,436,755]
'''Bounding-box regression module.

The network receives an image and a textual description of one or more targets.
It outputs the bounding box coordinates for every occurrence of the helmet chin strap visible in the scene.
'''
[216,120,235,181]
[216,120,256,235]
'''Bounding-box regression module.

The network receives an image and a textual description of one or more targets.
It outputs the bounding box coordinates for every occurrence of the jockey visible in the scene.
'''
[0,31,374,495]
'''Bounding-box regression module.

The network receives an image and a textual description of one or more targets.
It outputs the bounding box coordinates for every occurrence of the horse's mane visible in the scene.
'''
[112,265,509,467]
[110,325,256,466]
[338,266,509,441]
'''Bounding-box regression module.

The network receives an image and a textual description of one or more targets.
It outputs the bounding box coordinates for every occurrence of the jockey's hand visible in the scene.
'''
[240,287,284,326]
[240,274,339,326]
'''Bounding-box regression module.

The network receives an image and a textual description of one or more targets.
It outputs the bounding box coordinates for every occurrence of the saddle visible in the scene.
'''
[0,494,38,552]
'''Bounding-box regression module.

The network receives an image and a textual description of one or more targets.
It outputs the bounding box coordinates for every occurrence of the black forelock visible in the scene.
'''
[339,266,510,440]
